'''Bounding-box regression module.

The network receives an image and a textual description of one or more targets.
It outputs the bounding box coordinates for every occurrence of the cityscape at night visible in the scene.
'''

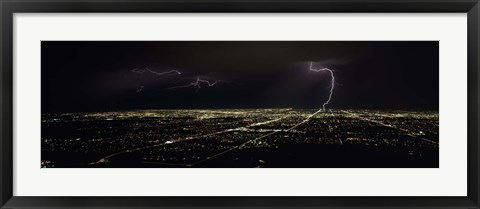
[41,41,439,168]
[42,109,438,168]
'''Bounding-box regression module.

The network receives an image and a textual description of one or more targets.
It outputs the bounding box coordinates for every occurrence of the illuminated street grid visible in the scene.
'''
[41,109,439,168]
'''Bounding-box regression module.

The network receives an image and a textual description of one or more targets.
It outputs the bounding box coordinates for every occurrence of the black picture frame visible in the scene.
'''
[1,0,479,208]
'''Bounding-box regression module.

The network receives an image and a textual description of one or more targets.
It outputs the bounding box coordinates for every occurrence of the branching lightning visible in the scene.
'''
[131,68,146,74]
[132,67,181,76]
[168,76,222,91]
[145,68,182,76]
[128,67,222,92]
[127,67,182,93]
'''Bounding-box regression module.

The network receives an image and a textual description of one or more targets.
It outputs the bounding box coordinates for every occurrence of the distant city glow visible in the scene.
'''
[42,109,439,168]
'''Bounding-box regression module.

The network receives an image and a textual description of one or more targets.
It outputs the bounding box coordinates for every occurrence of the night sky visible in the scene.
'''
[41,41,438,113]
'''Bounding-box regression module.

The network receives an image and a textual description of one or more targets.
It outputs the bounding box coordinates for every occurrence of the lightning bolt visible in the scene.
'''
[290,61,336,129]
[127,67,182,92]
[309,61,335,110]
[131,68,146,74]
[168,76,222,91]
[145,68,181,76]
[132,67,181,76]
[129,67,223,92]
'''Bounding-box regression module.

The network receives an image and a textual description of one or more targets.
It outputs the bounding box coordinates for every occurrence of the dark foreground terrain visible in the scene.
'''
[42,109,439,168]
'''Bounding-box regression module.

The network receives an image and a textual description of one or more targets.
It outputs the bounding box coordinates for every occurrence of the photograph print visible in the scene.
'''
[41,41,439,168]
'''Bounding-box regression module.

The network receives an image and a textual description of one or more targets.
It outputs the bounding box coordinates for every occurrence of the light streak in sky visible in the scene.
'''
[131,68,145,74]
[145,68,182,76]
[289,61,336,129]
[168,76,222,91]
[132,67,181,76]
[309,61,335,110]
[129,67,221,92]
[128,67,182,92]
